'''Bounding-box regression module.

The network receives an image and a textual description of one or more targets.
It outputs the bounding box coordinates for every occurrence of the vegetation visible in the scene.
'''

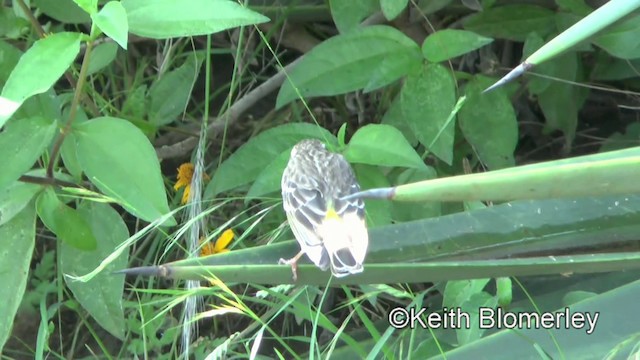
[1,0,640,358]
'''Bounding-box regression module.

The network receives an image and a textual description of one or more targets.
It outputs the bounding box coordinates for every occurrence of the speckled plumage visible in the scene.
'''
[281,139,368,278]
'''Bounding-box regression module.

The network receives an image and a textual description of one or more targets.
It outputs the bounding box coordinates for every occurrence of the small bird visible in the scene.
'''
[280,139,369,281]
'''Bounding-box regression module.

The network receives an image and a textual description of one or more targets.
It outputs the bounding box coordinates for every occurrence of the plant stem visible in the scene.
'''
[47,40,94,178]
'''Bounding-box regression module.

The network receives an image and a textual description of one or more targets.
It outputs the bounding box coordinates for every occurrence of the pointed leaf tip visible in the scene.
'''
[483,62,533,93]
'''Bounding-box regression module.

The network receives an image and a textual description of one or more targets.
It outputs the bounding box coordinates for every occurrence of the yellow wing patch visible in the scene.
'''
[325,208,342,221]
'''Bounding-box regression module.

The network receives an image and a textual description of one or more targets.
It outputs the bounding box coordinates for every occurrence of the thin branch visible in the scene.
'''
[155,56,303,160]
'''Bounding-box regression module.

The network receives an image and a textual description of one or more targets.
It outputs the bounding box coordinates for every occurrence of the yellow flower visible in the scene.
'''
[200,229,234,257]
[174,163,210,204]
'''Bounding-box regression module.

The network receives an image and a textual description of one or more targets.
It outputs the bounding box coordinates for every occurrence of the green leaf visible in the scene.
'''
[33,0,90,24]
[495,277,513,307]
[381,94,418,146]
[0,117,57,191]
[148,53,202,126]
[343,124,425,169]
[74,117,175,225]
[245,149,290,200]
[443,278,491,308]
[354,164,392,227]
[86,41,119,75]
[205,123,335,197]
[400,62,456,164]
[380,0,408,21]
[92,1,128,49]
[458,76,517,170]
[337,122,348,148]
[593,14,640,60]
[329,0,378,33]
[599,123,640,153]
[0,205,36,352]
[122,0,270,39]
[456,291,497,345]
[0,181,41,226]
[537,51,587,148]
[0,32,82,126]
[276,25,421,108]
[422,29,493,63]
[73,0,98,14]
[61,202,128,340]
[36,188,97,250]
[463,5,555,42]
[60,131,84,181]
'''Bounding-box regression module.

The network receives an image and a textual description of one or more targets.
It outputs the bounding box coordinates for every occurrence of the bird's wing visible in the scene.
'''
[282,173,330,270]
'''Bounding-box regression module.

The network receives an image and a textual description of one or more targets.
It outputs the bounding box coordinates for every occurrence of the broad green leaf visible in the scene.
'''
[205,123,335,198]
[92,1,128,49]
[0,181,41,226]
[463,5,555,42]
[592,14,640,60]
[86,41,119,75]
[400,63,456,164]
[122,0,270,39]
[61,202,128,340]
[0,205,35,352]
[456,291,497,345]
[0,32,81,126]
[443,279,491,308]
[34,0,90,23]
[329,0,378,33]
[246,149,290,200]
[0,117,57,191]
[556,0,593,15]
[276,25,421,108]
[591,55,640,81]
[417,0,453,14]
[0,40,62,123]
[495,277,512,307]
[0,6,28,39]
[354,164,392,227]
[74,117,175,225]
[73,0,98,14]
[60,131,84,182]
[599,123,640,153]
[0,40,22,80]
[148,53,202,126]
[422,29,493,63]
[381,94,418,146]
[458,76,517,170]
[36,188,97,250]
[343,124,426,169]
[60,104,89,180]
[537,51,587,148]
[121,84,147,119]
[380,0,408,21]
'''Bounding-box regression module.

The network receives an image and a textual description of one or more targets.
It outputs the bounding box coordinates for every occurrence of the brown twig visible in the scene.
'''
[155,56,303,160]
[19,175,80,188]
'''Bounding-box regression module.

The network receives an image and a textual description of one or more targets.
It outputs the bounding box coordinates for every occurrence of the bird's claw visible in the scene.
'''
[278,257,299,282]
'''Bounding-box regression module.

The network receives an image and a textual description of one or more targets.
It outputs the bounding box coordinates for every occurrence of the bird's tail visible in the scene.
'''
[318,209,368,277]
